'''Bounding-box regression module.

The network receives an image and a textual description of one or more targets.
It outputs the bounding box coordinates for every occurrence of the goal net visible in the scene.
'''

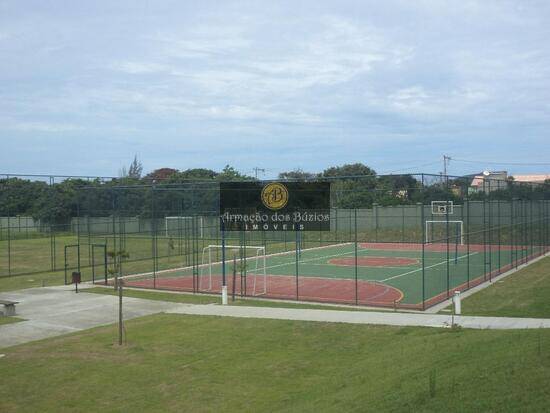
[200,245,267,296]
[165,216,203,238]
[425,220,464,245]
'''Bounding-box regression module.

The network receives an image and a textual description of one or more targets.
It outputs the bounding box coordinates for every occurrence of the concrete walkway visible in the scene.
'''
[2,286,550,349]
[167,304,550,330]
[0,286,182,348]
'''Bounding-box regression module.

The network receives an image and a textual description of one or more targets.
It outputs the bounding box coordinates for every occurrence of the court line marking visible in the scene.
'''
[380,252,479,282]
[119,242,476,284]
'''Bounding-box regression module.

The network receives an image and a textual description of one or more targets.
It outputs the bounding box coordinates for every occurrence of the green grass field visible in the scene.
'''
[454,256,550,318]
[2,313,550,412]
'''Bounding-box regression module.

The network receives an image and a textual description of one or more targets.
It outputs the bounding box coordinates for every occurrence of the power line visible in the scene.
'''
[450,158,550,166]
[382,161,441,174]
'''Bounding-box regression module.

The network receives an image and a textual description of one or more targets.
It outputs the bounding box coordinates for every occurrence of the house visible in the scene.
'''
[469,171,509,194]
[511,174,550,184]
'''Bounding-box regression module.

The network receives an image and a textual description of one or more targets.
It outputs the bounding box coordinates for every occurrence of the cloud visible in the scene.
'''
[6,121,81,132]
[0,0,549,176]
[110,61,170,74]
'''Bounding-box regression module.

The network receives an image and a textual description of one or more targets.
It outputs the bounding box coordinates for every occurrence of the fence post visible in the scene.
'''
[482,180,487,280]
[488,179,493,282]
[466,195,470,289]
[497,197,501,273]
[420,202,426,310]
[295,228,299,301]
[354,209,358,306]
[445,199,450,298]
[402,204,405,242]
[373,203,379,242]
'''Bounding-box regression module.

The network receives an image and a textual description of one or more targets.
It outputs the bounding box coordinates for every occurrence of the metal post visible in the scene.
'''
[445,199,450,297]
[529,199,535,259]
[482,182,487,279]
[151,186,157,289]
[402,204,405,243]
[77,243,81,275]
[232,255,237,301]
[511,199,516,268]
[497,197,501,273]
[374,203,378,242]
[118,281,123,346]
[295,228,299,301]
[7,212,11,276]
[103,244,108,285]
[354,209,358,305]
[420,202,426,310]
[64,245,68,284]
[488,180,493,282]
[92,245,95,283]
[466,196,470,289]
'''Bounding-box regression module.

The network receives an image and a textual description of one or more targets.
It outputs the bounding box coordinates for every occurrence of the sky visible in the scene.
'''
[1,0,549,179]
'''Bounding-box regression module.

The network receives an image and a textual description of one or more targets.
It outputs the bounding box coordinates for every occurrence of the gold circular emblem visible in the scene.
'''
[261,182,289,210]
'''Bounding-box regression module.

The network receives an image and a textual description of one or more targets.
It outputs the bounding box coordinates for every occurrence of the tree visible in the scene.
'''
[170,168,218,181]
[322,163,376,179]
[128,155,143,179]
[216,165,253,181]
[144,168,178,182]
[321,163,378,208]
[376,174,421,204]
[278,169,318,181]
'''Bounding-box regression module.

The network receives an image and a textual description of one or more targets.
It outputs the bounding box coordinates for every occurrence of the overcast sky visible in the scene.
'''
[1,0,549,179]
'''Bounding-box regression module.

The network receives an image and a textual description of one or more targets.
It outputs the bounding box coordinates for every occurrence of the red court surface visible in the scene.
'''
[122,274,404,307]
[360,242,519,252]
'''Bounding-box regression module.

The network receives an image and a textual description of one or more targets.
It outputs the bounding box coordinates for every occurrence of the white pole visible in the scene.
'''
[222,285,228,305]
[453,290,461,315]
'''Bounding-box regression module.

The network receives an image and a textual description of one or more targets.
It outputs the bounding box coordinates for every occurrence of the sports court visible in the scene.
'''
[119,240,537,309]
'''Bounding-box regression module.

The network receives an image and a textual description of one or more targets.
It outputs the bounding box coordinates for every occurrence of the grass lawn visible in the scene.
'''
[0,270,66,292]
[1,313,550,412]
[448,256,550,318]
[85,287,378,311]
[0,316,24,326]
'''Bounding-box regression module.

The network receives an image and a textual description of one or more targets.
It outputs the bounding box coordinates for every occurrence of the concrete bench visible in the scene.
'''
[0,300,19,316]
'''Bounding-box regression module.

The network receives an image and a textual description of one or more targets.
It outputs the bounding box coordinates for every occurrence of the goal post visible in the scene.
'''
[165,216,203,238]
[425,220,464,245]
[199,245,267,296]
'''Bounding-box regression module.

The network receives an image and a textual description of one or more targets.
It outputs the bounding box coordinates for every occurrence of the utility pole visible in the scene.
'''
[253,167,265,179]
[443,155,451,177]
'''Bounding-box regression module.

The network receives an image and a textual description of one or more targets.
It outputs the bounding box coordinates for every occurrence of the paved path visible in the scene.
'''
[0,286,181,348]
[167,305,550,329]
[2,286,550,348]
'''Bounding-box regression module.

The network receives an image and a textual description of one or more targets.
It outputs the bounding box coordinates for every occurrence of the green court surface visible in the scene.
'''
[122,241,540,309]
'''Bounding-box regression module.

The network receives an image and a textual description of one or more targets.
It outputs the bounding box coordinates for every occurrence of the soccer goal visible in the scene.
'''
[199,245,267,296]
[165,216,203,238]
[425,220,464,245]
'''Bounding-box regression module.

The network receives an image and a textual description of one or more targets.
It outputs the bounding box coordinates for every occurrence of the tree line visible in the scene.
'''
[1,162,548,224]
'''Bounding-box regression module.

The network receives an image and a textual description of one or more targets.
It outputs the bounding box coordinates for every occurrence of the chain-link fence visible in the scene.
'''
[1,173,549,309]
